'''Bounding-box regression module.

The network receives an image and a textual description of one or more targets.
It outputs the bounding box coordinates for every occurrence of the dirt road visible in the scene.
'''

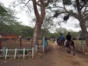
[0,41,88,66]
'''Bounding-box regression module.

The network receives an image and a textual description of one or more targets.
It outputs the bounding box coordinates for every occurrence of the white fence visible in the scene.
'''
[35,45,44,52]
[0,44,46,59]
[75,41,88,53]
[0,48,35,59]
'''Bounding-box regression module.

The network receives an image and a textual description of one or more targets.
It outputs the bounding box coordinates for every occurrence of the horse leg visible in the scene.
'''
[60,42,62,50]
[71,41,75,56]
[61,41,64,50]
[62,41,65,50]
[66,41,70,53]
[67,45,71,53]
[66,46,69,52]
[59,41,62,50]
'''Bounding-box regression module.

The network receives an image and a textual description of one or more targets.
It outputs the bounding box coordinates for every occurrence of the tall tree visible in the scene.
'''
[31,0,50,46]
[12,0,88,47]
[12,0,51,46]
[52,0,88,46]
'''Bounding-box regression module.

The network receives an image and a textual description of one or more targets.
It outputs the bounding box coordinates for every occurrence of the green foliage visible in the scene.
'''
[81,0,88,4]
[40,27,78,39]
[0,3,34,38]
[0,3,7,15]
[0,3,21,35]
[63,0,72,5]
[0,3,17,35]
[70,31,78,39]
[78,30,85,40]
[20,26,34,38]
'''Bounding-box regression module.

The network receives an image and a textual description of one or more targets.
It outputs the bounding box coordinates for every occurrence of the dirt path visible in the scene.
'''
[38,41,88,66]
[0,41,88,66]
[46,41,88,66]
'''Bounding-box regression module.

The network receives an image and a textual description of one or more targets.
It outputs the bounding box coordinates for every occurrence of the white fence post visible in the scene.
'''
[35,45,38,52]
[32,48,34,58]
[23,48,25,59]
[14,48,17,59]
[0,48,35,59]
[3,47,6,56]
[43,45,44,53]
[5,49,8,59]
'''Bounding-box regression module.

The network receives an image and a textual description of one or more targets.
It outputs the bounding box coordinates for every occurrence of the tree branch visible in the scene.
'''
[60,5,79,19]
[80,0,88,10]
[83,14,88,21]
[76,0,81,15]
[82,7,87,16]
[32,0,40,20]
[16,0,31,12]
[80,3,86,10]
[48,4,79,20]
[25,0,30,6]
[25,5,32,12]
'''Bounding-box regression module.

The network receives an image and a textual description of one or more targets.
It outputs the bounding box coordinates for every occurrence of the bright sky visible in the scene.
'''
[0,0,81,32]
[0,0,33,26]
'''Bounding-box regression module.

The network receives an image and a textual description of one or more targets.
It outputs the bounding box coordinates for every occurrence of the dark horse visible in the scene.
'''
[66,40,75,55]
[59,40,65,50]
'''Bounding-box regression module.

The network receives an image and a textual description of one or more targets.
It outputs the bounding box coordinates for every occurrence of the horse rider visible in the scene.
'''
[66,32,72,53]
[58,33,65,45]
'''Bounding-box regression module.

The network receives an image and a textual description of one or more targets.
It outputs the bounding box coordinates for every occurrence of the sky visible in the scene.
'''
[0,0,32,26]
[0,0,81,32]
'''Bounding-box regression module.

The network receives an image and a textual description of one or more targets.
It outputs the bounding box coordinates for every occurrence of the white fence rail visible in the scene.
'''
[0,44,47,59]
[35,45,44,52]
[0,48,34,59]
[75,41,88,53]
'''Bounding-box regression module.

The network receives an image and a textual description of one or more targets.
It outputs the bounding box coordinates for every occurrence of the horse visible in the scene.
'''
[65,40,75,55]
[58,39,65,50]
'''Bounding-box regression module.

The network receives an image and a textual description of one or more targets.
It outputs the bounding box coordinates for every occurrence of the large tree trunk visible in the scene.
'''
[76,0,88,47]
[32,21,42,46]
[80,21,88,46]
[31,0,50,47]
[31,0,46,47]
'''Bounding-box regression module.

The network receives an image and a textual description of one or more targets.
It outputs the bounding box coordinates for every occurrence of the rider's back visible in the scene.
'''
[66,34,71,40]
[59,35,64,40]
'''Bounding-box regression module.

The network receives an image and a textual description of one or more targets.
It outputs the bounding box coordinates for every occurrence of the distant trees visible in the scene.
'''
[0,3,20,35]
[0,3,34,38]
[20,25,34,38]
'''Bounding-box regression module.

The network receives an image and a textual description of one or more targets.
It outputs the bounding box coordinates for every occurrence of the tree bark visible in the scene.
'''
[31,0,46,47]
[76,0,88,47]
[79,21,88,46]
[32,22,41,46]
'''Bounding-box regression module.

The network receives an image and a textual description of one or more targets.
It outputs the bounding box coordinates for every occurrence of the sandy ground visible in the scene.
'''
[0,41,88,66]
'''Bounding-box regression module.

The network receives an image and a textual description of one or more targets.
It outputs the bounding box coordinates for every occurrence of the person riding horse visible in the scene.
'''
[58,33,65,49]
[66,32,72,52]
[66,32,75,56]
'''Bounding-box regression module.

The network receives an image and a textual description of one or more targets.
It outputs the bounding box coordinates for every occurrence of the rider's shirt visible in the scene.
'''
[59,35,64,40]
[66,35,71,40]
